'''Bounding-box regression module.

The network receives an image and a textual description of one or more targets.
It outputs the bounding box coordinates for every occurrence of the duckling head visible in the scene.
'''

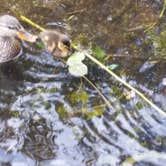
[39,30,71,58]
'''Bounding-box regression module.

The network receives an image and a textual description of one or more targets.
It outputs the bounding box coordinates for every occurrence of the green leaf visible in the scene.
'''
[67,51,88,77]
[69,90,88,104]
[86,109,104,119]
[68,62,88,77]
[37,40,45,49]
[91,45,105,60]
[108,64,119,70]
[57,105,68,118]
[67,51,85,66]
[136,101,143,109]
[122,157,136,165]
[79,91,88,104]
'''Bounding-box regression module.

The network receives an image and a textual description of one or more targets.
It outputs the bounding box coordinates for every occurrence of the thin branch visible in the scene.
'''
[159,0,166,18]
[20,15,45,31]
[83,76,113,110]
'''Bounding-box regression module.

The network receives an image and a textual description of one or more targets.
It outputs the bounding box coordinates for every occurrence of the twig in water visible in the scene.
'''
[83,76,113,110]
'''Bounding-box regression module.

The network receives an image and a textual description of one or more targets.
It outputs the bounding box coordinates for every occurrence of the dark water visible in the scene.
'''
[0,0,166,166]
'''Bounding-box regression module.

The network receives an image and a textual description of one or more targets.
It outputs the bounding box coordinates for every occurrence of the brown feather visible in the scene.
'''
[0,36,22,63]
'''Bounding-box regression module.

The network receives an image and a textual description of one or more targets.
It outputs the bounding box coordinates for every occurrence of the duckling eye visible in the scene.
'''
[62,39,70,48]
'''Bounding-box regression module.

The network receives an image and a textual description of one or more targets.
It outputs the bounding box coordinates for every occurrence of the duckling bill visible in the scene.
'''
[39,30,71,58]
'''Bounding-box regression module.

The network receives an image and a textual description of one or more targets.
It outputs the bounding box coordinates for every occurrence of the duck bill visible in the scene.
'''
[17,31,38,43]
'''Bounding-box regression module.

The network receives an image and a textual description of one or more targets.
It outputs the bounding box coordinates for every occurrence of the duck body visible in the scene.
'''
[39,30,71,58]
[0,15,37,63]
[0,36,22,63]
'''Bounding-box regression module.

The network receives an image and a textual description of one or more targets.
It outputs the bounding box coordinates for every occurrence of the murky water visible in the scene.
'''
[0,0,166,166]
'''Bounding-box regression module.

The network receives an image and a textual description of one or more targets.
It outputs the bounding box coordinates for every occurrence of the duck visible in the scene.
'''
[39,30,71,58]
[0,15,37,63]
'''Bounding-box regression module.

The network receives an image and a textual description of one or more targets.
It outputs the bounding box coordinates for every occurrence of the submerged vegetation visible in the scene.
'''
[148,28,166,58]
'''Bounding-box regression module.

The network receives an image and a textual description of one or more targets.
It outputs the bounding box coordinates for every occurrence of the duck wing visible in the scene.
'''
[0,36,22,63]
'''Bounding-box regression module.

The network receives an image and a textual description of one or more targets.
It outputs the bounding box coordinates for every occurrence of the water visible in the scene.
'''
[0,0,166,166]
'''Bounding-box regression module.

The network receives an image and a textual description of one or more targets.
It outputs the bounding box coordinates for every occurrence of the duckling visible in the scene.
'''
[0,15,37,63]
[39,30,71,58]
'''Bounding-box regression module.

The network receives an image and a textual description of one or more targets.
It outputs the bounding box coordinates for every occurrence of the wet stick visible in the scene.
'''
[83,76,113,110]
[20,15,166,117]
[20,15,45,31]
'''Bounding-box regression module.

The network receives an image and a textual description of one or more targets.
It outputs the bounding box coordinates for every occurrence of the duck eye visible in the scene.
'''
[8,24,22,31]
[7,25,18,30]
[8,25,14,29]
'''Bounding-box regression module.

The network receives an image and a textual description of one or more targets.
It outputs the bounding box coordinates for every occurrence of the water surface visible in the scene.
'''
[0,0,166,166]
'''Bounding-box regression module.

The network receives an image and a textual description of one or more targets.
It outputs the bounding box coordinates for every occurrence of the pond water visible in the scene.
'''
[0,0,166,166]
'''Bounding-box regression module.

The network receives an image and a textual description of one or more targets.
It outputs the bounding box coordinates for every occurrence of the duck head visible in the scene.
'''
[0,15,37,43]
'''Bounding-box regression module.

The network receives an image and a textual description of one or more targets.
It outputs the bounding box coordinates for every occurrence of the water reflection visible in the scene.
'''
[23,118,57,160]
